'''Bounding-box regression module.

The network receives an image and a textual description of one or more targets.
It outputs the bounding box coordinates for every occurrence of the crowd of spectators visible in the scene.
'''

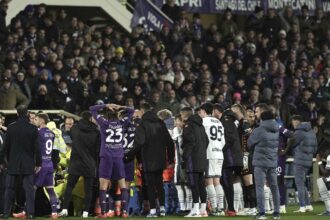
[0,2,330,134]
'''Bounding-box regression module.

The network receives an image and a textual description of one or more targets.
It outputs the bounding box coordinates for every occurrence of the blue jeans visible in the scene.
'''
[294,164,311,207]
[254,166,280,214]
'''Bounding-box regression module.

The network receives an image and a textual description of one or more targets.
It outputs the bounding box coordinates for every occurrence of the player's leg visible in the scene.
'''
[214,178,224,214]
[45,186,58,216]
[198,172,207,217]
[144,172,158,217]
[221,167,235,214]
[205,178,217,214]
[176,184,185,212]
[99,178,110,216]
[185,172,200,217]
[233,176,242,213]
[118,178,129,217]
[317,178,330,215]
[244,174,256,215]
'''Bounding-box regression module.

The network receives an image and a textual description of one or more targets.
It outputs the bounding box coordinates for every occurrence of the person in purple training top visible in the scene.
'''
[90,103,134,218]
[14,113,58,219]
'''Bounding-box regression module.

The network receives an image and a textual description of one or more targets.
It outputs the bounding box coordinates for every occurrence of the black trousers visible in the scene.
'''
[62,174,94,212]
[0,173,5,214]
[144,171,164,209]
[221,167,242,212]
[187,172,206,204]
[4,174,35,216]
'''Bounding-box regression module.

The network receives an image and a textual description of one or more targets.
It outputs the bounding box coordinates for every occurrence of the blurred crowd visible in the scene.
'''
[0,2,329,135]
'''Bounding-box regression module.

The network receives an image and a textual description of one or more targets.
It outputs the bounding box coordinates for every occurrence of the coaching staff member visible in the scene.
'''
[0,105,41,219]
[125,103,174,217]
[60,111,100,218]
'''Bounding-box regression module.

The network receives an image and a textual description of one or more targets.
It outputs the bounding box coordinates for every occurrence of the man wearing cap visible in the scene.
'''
[0,77,29,109]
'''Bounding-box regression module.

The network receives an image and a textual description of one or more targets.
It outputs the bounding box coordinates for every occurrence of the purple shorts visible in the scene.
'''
[99,156,125,180]
[34,166,54,187]
[277,156,286,177]
[125,161,135,182]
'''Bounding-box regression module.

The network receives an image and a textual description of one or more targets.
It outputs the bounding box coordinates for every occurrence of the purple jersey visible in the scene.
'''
[279,126,291,150]
[90,104,134,158]
[38,127,55,168]
[123,122,135,154]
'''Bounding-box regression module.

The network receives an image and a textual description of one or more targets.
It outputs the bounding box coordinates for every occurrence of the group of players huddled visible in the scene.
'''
[1,102,330,219]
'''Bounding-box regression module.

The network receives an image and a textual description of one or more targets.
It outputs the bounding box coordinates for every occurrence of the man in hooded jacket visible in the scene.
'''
[125,103,174,217]
[248,111,280,220]
[220,109,243,216]
[59,111,99,218]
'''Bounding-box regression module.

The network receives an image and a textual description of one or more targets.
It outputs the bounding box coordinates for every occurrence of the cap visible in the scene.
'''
[273,93,282,98]
[326,155,330,169]
[135,40,145,47]
[115,47,124,54]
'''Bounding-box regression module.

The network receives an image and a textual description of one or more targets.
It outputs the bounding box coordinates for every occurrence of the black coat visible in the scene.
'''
[68,119,99,177]
[127,111,174,172]
[220,110,243,168]
[1,117,41,175]
[182,114,209,172]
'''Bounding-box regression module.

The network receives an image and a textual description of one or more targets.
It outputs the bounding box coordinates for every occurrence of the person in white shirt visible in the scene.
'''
[198,103,226,216]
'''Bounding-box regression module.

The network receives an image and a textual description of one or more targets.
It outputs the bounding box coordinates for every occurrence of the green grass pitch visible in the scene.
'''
[8,203,328,219]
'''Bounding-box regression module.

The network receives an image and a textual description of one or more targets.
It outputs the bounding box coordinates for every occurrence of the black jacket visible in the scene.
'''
[68,119,99,177]
[182,114,209,172]
[220,110,243,168]
[126,111,174,172]
[1,117,41,175]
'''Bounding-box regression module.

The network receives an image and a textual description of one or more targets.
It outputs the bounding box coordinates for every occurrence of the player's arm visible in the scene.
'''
[163,123,175,165]
[247,128,260,150]
[182,124,195,159]
[89,104,110,125]
[34,128,42,168]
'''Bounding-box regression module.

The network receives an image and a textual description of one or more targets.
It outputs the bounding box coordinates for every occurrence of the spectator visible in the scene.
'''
[161,0,182,22]
[0,1,9,44]
[0,77,29,109]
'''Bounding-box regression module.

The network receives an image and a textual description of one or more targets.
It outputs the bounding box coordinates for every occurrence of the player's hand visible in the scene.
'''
[34,166,41,174]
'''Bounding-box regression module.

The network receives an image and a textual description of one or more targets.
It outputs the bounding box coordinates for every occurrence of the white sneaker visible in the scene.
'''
[59,209,68,217]
[280,206,286,214]
[82,211,88,218]
[184,211,201,217]
[305,205,313,212]
[293,207,306,213]
[266,209,273,215]
[246,208,257,216]
[237,210,247,216]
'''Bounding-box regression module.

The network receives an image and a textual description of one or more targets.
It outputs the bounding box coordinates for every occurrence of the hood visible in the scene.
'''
[260,119,279,133]
[188,114,203,126]
[296,122,312,132]
[222,109,237,120]
[77,119,98,132]
[142,110,160,122]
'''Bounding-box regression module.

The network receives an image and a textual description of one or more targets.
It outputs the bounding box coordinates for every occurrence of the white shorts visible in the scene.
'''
[206,159,223,177]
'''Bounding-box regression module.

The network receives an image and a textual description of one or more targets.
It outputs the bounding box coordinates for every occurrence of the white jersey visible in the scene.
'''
[203,116,225,159]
